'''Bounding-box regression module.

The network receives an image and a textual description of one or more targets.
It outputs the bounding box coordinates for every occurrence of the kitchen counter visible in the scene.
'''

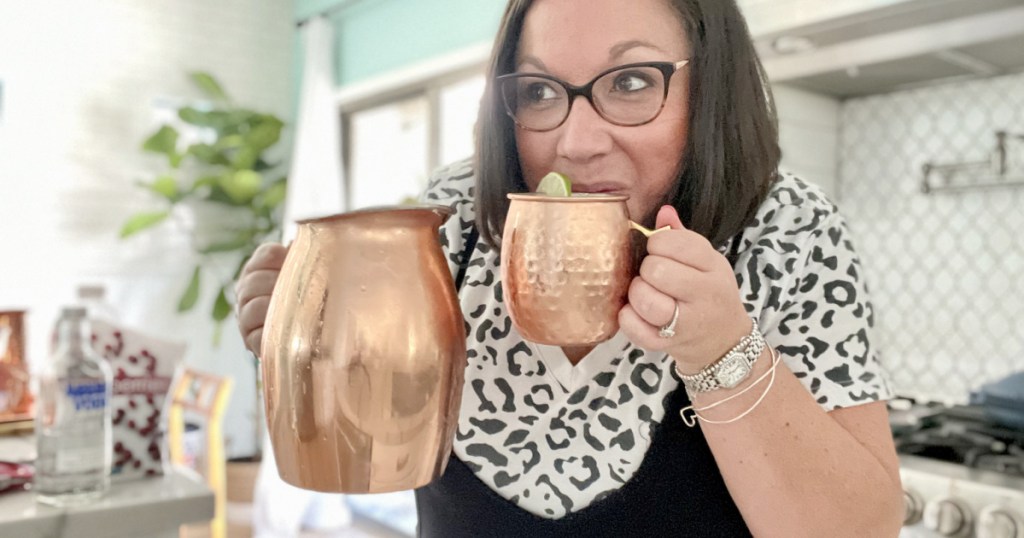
[0,434,214,538]
[0,468,214,538]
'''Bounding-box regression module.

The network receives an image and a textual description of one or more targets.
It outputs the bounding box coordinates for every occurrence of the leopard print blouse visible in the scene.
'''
[421,158,894,519]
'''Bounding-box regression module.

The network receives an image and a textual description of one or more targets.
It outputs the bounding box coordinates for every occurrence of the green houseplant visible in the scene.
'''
[121,72,288,343]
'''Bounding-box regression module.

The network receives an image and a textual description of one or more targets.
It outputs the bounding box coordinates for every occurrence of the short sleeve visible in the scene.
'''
[762,212,894,410]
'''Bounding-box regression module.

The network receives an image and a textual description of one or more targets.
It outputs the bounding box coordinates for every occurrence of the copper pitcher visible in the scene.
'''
[501,193,636,346]
[260,206,467,493]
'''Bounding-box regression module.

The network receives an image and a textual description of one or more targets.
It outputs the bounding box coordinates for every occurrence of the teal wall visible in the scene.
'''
[296,0,507,87]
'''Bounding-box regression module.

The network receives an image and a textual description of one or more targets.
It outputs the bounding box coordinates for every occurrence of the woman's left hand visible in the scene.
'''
[618,205,751,373]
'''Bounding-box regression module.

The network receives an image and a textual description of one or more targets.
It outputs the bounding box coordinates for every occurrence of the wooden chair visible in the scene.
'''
[167,368,234,538]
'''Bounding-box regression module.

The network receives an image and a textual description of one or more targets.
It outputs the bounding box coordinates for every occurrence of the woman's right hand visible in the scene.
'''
[235,243,289,357]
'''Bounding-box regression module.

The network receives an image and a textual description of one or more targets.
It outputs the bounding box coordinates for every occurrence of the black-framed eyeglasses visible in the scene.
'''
[497,59,690,132]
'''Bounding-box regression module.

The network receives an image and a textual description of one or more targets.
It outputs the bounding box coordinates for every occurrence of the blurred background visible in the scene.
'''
[1,0,1022,537]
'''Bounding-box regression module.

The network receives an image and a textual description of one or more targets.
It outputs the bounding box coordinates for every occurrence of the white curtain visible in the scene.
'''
[253,16,351,538]
[281,16,346,242]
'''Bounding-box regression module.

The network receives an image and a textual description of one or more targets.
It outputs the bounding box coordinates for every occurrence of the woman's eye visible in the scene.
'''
[613,73,653,92]
[524,82,558,102]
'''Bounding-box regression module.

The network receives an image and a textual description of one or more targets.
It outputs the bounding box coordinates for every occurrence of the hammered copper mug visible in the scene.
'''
[501,193,637,346]
[260,206,467,493]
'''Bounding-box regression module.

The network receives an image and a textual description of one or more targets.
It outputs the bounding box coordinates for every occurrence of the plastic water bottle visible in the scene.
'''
[34,307,113,506]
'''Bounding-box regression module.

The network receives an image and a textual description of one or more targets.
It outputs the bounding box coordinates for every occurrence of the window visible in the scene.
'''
[440,75,487,165]
[343,72,486,210]
[348,95,430,209]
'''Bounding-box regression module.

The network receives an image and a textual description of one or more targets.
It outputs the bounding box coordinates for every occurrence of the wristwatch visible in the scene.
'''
[678,320,766,394]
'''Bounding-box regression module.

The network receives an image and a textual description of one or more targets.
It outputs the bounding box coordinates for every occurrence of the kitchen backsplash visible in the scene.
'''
[837,72,1024,403]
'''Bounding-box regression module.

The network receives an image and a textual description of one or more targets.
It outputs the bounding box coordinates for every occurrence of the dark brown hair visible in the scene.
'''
[474,0,780,249]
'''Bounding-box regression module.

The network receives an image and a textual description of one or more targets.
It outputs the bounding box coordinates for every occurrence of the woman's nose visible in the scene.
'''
[556,96,613,163]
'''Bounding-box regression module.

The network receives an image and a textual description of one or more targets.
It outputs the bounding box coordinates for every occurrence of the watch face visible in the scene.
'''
[715,353,751,388]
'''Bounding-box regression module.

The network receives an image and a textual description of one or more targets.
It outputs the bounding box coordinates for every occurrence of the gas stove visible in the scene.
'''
[890,398,1024,537]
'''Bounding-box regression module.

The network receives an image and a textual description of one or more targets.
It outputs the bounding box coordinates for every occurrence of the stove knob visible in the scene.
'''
[977,506,1024,538]
[924,497,973,537]
[903,489,925,525]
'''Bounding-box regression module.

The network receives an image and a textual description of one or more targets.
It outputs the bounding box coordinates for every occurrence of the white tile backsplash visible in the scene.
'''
[837,72,1024,403]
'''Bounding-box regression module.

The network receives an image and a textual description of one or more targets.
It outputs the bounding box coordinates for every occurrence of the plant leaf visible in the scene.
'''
[212,321,223,348]
[252,158,277,172]
[186,143,229,166]
[178,266,201,312]
[259,179,287,211]
[199,236,251,254]
[190,72,229,103]
[189,175,220,194]
[219,170,263,204]
[216,134,245,151]
[120,210,170,238]
[147,175,179,201]
[205,185,247,206]
[228,109,260,128]
[212,285,232,321]
[232,146,259,170]
[142,125,179,161]
[245,118,283,151]
[178,107,213,127]
[180,108,234,133]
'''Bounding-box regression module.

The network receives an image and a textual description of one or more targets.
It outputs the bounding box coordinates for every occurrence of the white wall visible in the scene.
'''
[737,0,844,197]
[0,0,294,457]
[773,83,842,198]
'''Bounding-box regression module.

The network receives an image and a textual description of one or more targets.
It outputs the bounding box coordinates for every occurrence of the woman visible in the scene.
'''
[237,0,905,535]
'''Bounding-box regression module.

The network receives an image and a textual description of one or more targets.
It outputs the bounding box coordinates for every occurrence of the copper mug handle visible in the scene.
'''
[628,221,670,238]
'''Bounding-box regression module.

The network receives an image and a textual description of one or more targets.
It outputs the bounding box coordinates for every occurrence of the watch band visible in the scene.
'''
[677,319,765,394]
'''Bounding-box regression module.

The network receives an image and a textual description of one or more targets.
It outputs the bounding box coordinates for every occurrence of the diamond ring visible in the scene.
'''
[659,302,680,338]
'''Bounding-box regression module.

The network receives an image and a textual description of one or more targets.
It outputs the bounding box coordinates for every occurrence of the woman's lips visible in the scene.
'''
[572,183,624,194]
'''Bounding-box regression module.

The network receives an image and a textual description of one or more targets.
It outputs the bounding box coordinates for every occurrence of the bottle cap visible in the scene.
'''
[61,306,87,318]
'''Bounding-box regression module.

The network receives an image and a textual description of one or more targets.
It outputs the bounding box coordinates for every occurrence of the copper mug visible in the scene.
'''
[0,310,31,419]
[261,206,467,493]
[502,193,646,346]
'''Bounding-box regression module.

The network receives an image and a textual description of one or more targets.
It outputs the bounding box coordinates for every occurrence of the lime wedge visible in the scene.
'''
[536,172,572,196]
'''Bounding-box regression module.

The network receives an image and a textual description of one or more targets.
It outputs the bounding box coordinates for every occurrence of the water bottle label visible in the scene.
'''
[65,381,107,411]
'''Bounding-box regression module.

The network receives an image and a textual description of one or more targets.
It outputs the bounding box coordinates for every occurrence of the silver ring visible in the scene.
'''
[659,302,679,338]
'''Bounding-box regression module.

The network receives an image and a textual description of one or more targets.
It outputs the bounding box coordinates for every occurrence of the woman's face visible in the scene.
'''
[514,0,692,223]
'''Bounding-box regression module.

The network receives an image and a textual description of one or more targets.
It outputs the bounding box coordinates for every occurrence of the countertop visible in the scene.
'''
[0,434,214,538]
